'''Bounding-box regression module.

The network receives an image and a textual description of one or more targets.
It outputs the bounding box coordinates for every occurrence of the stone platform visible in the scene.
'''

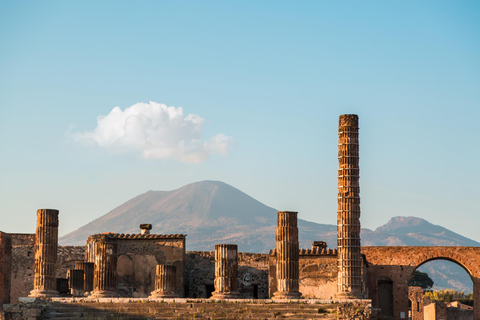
[2,297,377,320]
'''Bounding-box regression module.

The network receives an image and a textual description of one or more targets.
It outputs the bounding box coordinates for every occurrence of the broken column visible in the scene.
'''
[29,209,59,298]
[273,211,301,299]
[211,244,240,299]
[337,114,363,298]
[67,269,84,297]
[91,235,118,297]
[75,261,94,293]
[149,265,178,298]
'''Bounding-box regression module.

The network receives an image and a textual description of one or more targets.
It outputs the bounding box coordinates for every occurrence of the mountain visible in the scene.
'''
[60,180,479,292]
[60,181,479,250]
[60,180,337,252]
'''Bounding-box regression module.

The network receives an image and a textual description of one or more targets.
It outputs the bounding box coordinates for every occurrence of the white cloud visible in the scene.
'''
[72,102,237,163]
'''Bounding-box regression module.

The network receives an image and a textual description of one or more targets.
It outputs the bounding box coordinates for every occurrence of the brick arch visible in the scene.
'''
[362,246,480,320]
[410,250,479,280]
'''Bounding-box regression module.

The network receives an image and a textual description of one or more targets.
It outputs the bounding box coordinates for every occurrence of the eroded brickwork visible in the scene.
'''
[186,251,269,299]
[362,246,480,320]
[337,114,362,298]
[269,248,338,298]
[0,231,12,305]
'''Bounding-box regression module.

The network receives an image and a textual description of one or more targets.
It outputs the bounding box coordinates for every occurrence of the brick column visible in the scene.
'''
[337,114,363,298]
[149,265,178,298]
[29,209,59,297]
[67,269,84,297]
[211,244,240,299]
[91,236,118,297]
[273,211,301,299]
[75,261,94,293]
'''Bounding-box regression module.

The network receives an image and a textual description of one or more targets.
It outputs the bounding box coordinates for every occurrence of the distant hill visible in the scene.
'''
[60,180,479,292]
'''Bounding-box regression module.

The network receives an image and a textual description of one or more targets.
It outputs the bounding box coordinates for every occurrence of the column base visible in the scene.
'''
[89,290,119,298]
[28,289,59,298]
[210,291,241,299]
[272,291,302,299]
[149,290,179,298]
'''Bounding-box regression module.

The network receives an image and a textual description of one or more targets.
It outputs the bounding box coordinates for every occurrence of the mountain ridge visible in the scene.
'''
[60,180,479,250]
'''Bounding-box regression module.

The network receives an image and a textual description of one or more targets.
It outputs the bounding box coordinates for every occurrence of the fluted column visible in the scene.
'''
[75,261,94,293]
[211,244,240,299]
[273,211,301,299]
[29,209,59,297]
[67,269,84,297]
[337,114,363,298]
[91,236,118,297]
[149,265,178,298]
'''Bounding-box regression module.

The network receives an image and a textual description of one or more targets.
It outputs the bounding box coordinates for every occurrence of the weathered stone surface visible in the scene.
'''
[272,211,301,299]
[0,231,12,305]
[211,244,240,299]
[29,209,59,298]
[91,236,118,298]
[185,251,269,299]
[150,265,178,298]
[337,114,362,299]
[67,269,84,297]
[74,261,94,293]
[86,233,185,298]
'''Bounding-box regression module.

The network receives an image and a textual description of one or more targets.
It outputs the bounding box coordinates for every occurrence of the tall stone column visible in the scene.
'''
[67,269,84,297]
[211,244,240,299]
[273,211,301,299]
[29,209,59,298]
[149,265,178,298]
[337,114,363,298]
[91,236,118,297]
[75,261,94,293]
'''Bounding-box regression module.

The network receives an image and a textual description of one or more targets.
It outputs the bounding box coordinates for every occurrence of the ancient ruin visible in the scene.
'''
[149,265,178,298]
[0,114,478,320]
[337,114,362,298]
[29,209,59,298]
[272,211,301,299]
[211,244,240,299]
[90,235,118,298]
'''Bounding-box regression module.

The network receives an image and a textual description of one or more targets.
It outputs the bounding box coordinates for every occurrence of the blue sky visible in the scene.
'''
[0,1,479,241]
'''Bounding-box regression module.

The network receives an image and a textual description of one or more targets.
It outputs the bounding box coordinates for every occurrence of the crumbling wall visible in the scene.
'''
[10,245,85,302]
[185,251,269,299]
[0,232,12,305]
[269,251,338,298]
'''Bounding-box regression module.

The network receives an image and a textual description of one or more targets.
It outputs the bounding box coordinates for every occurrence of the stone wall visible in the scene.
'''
[0,232,12,305]
[269,250,338,299]
[10,245,85,303]
[185,251,269,299]
[9,234,34,246]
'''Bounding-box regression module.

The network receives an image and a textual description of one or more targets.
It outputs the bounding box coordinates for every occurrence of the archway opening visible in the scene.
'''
[408,259,473,320]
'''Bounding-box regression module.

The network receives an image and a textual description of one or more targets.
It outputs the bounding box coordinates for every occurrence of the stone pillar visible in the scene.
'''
[67,269,84,297]
[337,114,363,298]
[91,236,118,297]
[29,209,59,298]
[273,211,301,299]
[75,261,94,293]
[211,244,240,299]
[149,265,178,298]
